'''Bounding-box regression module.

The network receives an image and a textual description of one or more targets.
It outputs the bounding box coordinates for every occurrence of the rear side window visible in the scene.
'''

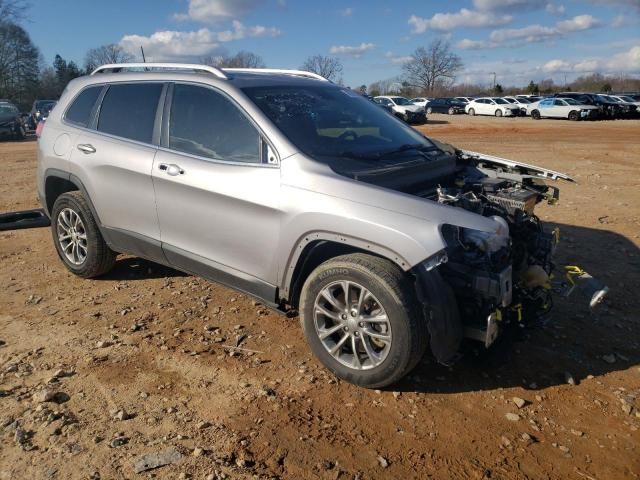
[97,83,163,143]
[65,86,102,127]
[168,84,260,163]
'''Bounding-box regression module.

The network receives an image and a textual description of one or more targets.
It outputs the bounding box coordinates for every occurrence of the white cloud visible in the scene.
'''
[173,0,263,23]
[329,42,375,58]
[385,52,413,65]
[541,46,640,74]
[588,0,640,10]
[458,14,600,48]
[545,3,566,15]
[472,0,546,11]
[339,7,354,17]
[120,21,281,61]
[408,9,512,33]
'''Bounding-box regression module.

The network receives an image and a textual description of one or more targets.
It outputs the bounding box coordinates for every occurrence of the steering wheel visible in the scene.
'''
[338,130,359,141]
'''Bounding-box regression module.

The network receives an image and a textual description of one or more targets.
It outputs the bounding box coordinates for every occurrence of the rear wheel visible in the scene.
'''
[426,107,433,115]
[448,107,455,115]
[568,110,580,121]
[495,109,503,117]
[14,123,26,140]
[531,110,541,120]
[467,108,475,116]
[299,253,428,388]
[51,192,116,278]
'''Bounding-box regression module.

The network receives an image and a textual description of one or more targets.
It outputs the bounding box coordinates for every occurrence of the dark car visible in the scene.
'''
[0,101,26,140]
[425,98,466,115]
[553,93,621,119]
[28,99,57,129]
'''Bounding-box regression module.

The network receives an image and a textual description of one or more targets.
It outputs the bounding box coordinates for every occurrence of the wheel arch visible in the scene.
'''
[281,232,413,309]
[43,169,103,228]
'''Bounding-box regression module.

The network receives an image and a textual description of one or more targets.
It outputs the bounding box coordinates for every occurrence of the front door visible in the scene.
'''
[152,83,281,300]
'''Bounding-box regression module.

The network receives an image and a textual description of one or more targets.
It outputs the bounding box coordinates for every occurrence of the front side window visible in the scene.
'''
[494,98,508,105]
[242,84,435,166]
[65,86,102,127]
[391,97,412,106]
[97,83,163,143]
[168,84,260,163]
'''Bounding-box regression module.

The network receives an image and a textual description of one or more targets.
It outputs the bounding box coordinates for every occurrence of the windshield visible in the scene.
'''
[242,85,435,163]
[494,98,509,104]
[504,98,516,103]
[619,96,635,102]
[391,97,413,106]
[563,98,581,105]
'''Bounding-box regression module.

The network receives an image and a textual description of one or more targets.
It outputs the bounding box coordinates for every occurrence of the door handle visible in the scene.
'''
[158,163,184,176]
[77,144,96,154]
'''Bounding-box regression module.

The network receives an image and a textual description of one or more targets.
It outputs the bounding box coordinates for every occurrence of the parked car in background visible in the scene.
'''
[465,97,520,117]
[552,93,620,118]
[528,97,598,121]
[29,99,57,129]
[608,94,640,109]
[411,97,432,108]
[601,95,638,117]
[503,96,531,115]
[0,100,26,140]
[425,98,466,115]
[374,96,426,123]
[454,97,474,104]
[363,94,394,115]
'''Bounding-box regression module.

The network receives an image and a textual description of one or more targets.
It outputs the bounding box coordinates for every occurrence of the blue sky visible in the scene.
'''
[27,0,640,88]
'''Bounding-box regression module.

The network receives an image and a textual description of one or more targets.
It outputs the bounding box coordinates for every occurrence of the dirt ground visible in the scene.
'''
[1,115,639,480]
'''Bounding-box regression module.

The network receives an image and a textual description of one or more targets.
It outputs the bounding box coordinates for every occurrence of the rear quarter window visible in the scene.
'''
[65,86,102,127]
[97,83,163,144]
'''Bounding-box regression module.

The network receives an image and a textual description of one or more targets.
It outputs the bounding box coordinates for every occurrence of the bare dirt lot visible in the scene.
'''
[1,115,639,480]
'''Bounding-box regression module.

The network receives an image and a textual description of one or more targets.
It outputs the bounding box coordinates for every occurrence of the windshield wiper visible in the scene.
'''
[334,143,434,161]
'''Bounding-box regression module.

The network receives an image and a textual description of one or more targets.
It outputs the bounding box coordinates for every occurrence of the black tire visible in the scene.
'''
[467,108,475,116]
[448,107,455,115]
[531,110,541,120]
[299,253,428,388]
[426,107,433,115]
[14,123,26,140]
[495,109,503,117]
[50,191,116,278]
[568,110,579,121]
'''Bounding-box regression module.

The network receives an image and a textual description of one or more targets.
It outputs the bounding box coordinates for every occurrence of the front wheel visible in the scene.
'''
[467,108,475,116]
[14,123,26,140]
[299,253,427,388]
[495,109,503,117]
[448,107,455,115]
[568,110,580,121]
[426,107,433,115]
[51,191,116,278]
[531,110,541,120]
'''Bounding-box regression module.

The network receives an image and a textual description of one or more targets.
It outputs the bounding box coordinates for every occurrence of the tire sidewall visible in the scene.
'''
[495,109,503,117]
[300,262,413,387]
[468,108,475,116]
[51,193,101,277]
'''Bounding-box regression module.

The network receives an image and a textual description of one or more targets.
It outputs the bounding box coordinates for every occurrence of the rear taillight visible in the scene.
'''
[35,120,45,138]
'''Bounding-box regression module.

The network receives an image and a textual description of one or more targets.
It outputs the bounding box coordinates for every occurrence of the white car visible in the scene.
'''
[528,97,598,120]
[374,96,427,123]
[465,97,520,117]
[411,97,432,108]
[503,96,531,115]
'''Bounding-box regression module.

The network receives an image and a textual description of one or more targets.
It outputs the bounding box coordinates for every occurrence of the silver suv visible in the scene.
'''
[38,63,580,388]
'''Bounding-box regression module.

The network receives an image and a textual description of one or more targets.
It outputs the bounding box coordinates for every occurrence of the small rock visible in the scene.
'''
[133,447,183,473]
[96,340,112,348]
[110,436,129,448]
[564,371,577,386]
[377,456,389,468]
[505,413,520,422]
[193,447,204,457]
[602,354,616,364]
[512,397,527,409]
[558,445,570,453]
[32,389,68,403]
[622,403,633,415]
[112,409,130,421]
[197,421,211,430]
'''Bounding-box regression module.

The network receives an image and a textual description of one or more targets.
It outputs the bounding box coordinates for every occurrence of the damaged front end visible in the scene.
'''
[423,150,608,361]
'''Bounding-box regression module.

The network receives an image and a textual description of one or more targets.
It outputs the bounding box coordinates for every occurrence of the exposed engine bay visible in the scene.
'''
[340,144,608,360]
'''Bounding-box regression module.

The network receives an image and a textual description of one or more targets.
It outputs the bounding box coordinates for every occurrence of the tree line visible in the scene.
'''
[1,0,637,111]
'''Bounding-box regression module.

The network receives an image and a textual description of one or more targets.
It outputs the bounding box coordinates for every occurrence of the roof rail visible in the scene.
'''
[222,68,328,82]
[91,63,228,79]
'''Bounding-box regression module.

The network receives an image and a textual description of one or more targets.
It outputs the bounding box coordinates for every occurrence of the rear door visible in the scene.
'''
[152,83,281,298]
[68,82,165,258]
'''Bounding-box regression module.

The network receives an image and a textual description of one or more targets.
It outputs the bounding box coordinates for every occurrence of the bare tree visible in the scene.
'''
[402,40,463,94]
[0,21,39,108]
[84,44,134,72]
[203,51,266,69]
[0,0,30,23]
[300,55,343,82]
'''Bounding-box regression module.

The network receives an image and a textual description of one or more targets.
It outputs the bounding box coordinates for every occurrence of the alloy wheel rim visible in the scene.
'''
[313,280,392,370]
[57,208,88,265]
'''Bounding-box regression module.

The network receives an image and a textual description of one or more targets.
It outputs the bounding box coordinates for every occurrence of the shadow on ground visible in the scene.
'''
[397,222,640,394]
